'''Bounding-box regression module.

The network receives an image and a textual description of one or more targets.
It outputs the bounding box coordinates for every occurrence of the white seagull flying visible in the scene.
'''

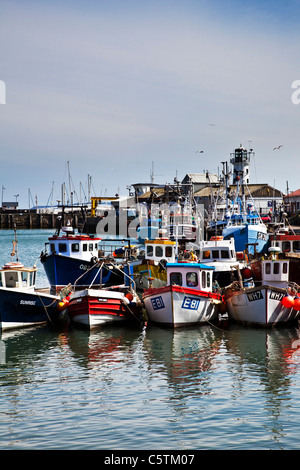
[273,145,283,150]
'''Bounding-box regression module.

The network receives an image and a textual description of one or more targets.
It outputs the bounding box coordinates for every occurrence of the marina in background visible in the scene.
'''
[1,144,300,331]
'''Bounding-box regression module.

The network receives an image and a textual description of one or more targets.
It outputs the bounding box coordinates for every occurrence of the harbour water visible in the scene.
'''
[0,230,300,450]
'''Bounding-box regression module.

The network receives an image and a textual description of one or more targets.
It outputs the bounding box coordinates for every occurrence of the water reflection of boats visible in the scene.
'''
[65,326,143,369]
[143,325,222,390]
[0,327,58,372]
[225,324,300,376]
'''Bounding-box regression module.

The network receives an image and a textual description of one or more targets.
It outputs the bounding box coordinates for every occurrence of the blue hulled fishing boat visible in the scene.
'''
[208,145,269,255]
[40,225,128,293]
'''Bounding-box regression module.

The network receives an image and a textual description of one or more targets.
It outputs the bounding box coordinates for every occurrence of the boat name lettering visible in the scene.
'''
[79,264,89,270]
[247,291,263,302]
[151,296,165,310]
[257,232,268,241]
[269,291,284,301]
[182,296,200,310]
[98,298,108,302]
[20,300,36,305]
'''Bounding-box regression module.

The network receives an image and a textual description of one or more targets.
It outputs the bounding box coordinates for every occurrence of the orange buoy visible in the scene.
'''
[293,296,300,311]
[242,268,253,279]
[57,297,70,311]
[125,292,134,302]
[282,294,295,309]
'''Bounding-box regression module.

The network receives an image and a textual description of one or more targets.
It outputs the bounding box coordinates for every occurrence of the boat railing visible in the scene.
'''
[72,258,137,293]
[288,281,300,294]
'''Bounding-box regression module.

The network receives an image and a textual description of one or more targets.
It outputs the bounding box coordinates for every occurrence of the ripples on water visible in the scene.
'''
[0,230,300,450]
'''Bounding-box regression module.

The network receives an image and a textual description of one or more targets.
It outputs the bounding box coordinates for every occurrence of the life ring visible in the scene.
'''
[210,236,223,241]
[3,262,24,269]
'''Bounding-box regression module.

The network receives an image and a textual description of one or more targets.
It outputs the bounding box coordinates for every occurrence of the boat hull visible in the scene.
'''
[226,285,300,326]
[143,285,221,327]
[41,253,124,292]
[0,288,60,331]
[67,288,142,329]
[223,223,269,254]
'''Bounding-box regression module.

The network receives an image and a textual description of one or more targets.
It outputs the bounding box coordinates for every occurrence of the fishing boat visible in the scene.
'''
[136,217,163,243]
[225,247,300,327]
[207,146,269,254]
[65,263,143,329]
[164,212,199,243]
[143,262,224,327]
[0,232,60,331]
[190,236,247,288]
[40,226,126,293]
[132,238,177,290]
[269,226,300,284]
[222,211,269,255]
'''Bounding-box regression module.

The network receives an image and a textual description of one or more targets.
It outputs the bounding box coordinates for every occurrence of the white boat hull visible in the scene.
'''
[143,285,221,327]
[226,285,300,326]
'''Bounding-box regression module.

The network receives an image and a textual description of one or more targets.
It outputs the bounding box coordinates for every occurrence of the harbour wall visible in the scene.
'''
[0,211,127,234]
[0,211,135,236]
[0,211,78,230]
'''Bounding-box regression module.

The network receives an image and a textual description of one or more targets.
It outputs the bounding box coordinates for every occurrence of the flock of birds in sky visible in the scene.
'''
[194,125,283,154]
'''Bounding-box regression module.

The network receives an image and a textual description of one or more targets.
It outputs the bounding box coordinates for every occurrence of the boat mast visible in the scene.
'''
[230,144,253,222]
[221,161,230,214]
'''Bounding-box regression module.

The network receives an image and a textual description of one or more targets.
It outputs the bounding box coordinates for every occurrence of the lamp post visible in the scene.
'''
[1,186,5,207]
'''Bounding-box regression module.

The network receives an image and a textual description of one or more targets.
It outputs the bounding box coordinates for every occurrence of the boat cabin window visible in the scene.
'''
[83,244,87,252]
[202,271,206,288]
[58,243,67,253]
[147,245,153,257]
[21,271,28,286]
[5,271,18,288]
[50,243,55,253]
[27,271,35,286]
[170,272,182,286]
[203,250,210,260]
[186,272,198,287]
[293,241,300,252]
[165,246,173,257]
[264,261,288,277]
[155,246,163,257]
[71,243,80,252]
[89,243,94,251]
[282,241,291,252]
[221,249,230,259]
[212,250,219,259]
[202,270,211,288]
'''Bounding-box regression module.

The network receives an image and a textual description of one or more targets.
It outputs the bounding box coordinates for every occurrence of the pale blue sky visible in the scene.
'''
[0,0,300,207]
